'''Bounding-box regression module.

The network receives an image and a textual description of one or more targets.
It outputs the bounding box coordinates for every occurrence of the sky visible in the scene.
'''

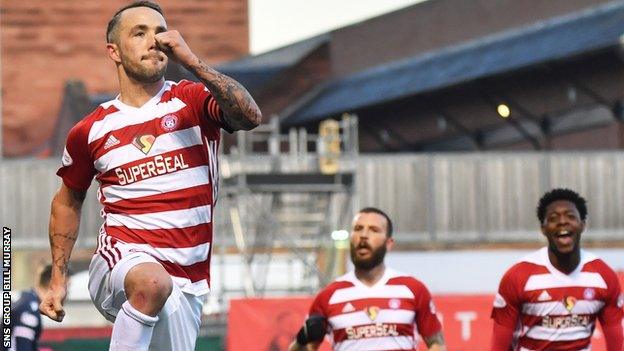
[248,0,427,54]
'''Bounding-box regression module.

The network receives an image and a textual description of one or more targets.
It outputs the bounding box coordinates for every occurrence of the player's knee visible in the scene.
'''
[124,263,172,316]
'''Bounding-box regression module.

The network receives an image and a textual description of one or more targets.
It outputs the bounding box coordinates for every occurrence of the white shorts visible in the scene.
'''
[88,250,206,351]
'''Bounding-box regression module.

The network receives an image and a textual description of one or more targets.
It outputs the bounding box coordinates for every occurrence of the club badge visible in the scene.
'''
[161,114,179,132]
[388,298,401,310]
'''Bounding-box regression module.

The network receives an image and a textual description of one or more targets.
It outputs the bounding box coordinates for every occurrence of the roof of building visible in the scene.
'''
[282,2,624,126]
[216,34,330,92]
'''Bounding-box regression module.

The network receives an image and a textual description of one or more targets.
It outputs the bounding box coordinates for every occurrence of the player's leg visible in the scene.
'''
[89,250,173,351]
[148,289,205,351]
[123,262,172,316]
[109,259,172,351]
[89,253,119,323]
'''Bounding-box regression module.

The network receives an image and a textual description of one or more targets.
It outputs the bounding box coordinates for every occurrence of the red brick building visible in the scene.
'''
[221,0,624,152]
[1,0,248,157]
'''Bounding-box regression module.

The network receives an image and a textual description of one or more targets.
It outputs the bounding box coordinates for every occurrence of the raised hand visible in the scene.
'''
[154,30,198,67]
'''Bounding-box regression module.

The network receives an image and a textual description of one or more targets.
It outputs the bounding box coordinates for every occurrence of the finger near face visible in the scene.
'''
[156,40,170,52]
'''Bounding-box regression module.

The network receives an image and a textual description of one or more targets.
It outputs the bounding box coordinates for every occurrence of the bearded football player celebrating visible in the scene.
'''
[289,207,447,351]
[491,188,624,351]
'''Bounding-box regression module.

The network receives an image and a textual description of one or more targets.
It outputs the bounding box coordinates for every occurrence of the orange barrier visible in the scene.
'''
[227,297,331,351]
[228,295,613,351]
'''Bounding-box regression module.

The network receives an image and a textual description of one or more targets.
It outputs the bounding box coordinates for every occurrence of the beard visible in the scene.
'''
[120,52,167,84]
[350,241,387,271]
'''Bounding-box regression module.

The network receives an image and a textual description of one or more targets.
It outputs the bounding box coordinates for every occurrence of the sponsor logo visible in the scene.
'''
[345,323,399,340]
[342,302,355,313]
[103,134,120,150]
[493,293,506,308]
[132,134,156,155]
[537,290,552,302]
[61,147,73,166]
[617,293,624,308]
[388,298,401,310]
[365,306,379,321]
[542,314,590,329]
[115,153,189,186]
[583,288,595,300]
[564,296,577,312]
[160,114,179,132]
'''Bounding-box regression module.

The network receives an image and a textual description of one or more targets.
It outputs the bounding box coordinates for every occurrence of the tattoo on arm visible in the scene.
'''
[187,59,262,131]
[424,332,445,347]
[50,233,77,274]
[49,186,86,279]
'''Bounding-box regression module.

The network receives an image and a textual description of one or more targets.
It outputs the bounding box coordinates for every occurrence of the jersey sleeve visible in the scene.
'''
[491,265,523,329]
[180,81,233,133]
[597,263,624,327]
[411,280,443,339]
[56,121,96,191]
[309,287,331,318]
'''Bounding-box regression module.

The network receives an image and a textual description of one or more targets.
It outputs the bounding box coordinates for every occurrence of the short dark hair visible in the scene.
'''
[38,264,53,288]
[536,188,588,223]
[106,1,165,43]
[358,207,393,237]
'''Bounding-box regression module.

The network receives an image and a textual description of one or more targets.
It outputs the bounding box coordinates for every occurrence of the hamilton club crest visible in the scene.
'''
[161,114,179,132]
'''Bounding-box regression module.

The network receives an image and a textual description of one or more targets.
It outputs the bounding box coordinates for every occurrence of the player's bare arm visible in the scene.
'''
[40,183,86,322]
[154,30,262,131]
[425,332,447,351]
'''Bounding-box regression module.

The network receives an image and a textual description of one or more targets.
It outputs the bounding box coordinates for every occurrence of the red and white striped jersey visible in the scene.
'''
[309,268,442,351]
[491,247,624,351]
[57,80,229,296]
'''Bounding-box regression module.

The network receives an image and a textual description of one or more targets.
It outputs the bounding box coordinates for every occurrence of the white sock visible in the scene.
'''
[110,301,159,351]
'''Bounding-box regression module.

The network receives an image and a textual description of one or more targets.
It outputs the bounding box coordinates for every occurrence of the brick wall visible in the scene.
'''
[255,44,331,118]
[1,0,249,156]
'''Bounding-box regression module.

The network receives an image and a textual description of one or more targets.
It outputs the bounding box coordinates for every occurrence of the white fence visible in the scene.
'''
[2,152,623,248]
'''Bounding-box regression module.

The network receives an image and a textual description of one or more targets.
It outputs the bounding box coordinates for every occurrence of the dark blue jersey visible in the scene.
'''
[8,289,41,351]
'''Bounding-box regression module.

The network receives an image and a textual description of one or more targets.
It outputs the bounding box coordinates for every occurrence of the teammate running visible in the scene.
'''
[491,188,624,351]
[289,207,447,351]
